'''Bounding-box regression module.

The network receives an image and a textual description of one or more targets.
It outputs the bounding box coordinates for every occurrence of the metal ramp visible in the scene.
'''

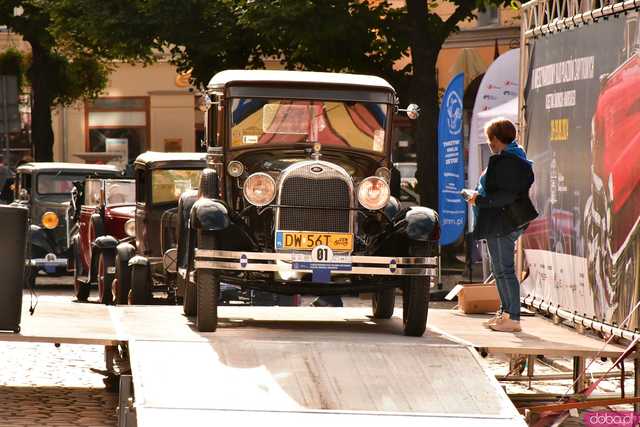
[121,307,526,426]
[1,302,526,425]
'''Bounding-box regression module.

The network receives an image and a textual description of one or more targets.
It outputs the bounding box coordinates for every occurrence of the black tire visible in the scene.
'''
[72,243,89,302]
[97,252,114,305]
[129,263,152,305]
[372,288,396,319]
[114,253,132,305]
[402,245,431,337]
[183,280,197,316]
[196,269,219,332]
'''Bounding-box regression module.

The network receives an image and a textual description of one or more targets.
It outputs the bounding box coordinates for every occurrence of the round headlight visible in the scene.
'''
[41,211,59,230]
[358,176,390,210]
[243,173,276,207]
[227,160,244,178]
[375,167,391,183]
[124,219,136,237]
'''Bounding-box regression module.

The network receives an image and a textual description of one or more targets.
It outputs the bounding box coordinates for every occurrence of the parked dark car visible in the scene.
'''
[114,152,206,305]
[182,70,439,336]
[68,178,135,302]
[13,162,122,287]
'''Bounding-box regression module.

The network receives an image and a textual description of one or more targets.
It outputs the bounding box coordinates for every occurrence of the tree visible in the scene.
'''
[405,0,508,208]
[239,1,411,94]
[49,0,260,86]
[0,1,111,161]
[237,0,509,208]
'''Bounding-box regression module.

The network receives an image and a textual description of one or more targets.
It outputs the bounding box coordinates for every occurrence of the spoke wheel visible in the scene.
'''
[73,243,89,302]
[97,252,114,305]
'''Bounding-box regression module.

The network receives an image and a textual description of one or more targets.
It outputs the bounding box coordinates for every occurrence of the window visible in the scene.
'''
[86,97,149,167]
[477,6,499,27]
[84,180,103,206]
[37,174,86,195]
[230,98,389,153]
[151,169,201,205]
[136,170,147,204]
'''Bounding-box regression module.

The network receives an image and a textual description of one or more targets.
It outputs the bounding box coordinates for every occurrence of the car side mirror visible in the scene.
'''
[19,188,29,202]
[398,104,420,120]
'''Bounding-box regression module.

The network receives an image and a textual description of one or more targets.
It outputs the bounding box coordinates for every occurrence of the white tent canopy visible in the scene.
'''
[467,48,520,230]
[476,97,518,123]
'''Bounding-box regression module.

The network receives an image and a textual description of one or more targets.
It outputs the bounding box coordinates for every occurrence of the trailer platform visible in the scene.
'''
[3,301,627,426]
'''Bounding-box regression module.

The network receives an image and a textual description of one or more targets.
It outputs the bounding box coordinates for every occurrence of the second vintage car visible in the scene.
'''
[183,70,440,336]
[69,178,135,302]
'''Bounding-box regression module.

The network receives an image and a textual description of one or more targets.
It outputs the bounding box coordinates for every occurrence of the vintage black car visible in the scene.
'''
[13,162,122,287]
[114,152,206,305]
[183,70,439,336]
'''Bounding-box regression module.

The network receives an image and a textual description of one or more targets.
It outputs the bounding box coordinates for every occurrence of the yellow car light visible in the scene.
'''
[41,211,59,229]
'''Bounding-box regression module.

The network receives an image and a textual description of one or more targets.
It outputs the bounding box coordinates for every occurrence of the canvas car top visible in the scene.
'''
[134,152,206,169]
[16,162,121,174]
[208,70,395,93]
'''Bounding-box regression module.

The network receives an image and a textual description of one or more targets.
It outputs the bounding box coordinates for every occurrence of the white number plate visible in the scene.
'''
[292,245,352,271]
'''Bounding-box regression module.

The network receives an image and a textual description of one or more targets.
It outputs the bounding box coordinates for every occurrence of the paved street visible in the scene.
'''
[0,281,117,427]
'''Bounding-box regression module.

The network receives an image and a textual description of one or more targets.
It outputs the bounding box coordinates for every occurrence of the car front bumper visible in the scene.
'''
[29,257,69,273]
[194,249,438,277]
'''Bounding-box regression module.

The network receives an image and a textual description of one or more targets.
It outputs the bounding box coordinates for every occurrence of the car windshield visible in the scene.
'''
[151,169,201,204]
[105,180,135,205]
[230,98,388,153]
[37,174,87,196]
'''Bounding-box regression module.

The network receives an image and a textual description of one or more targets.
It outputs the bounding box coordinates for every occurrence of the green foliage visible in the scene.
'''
[0,0,112,102]
[0,48,26,87]
[49,54,110,105]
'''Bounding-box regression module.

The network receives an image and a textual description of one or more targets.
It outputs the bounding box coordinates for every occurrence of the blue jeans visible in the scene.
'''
[486,229,523,321]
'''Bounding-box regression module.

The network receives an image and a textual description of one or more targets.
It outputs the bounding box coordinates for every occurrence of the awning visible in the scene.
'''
[448,48,487,89]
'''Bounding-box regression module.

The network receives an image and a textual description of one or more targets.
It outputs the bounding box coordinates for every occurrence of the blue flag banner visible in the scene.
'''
[438,72,466,246]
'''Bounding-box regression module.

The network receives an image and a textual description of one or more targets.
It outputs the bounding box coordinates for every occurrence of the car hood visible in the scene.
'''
[106,204,136,218]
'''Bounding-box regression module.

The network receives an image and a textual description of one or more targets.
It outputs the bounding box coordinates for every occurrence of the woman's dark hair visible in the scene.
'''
[484,118,517,145]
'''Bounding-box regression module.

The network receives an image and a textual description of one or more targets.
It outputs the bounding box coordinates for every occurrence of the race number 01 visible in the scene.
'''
[312,245,333,263]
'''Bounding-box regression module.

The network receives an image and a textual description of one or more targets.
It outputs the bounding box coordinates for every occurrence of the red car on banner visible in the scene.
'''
[585,15,640,318]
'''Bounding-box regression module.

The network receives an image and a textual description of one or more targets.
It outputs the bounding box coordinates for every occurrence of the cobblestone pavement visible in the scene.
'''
[1,280,635,426]
[0,281,117,427]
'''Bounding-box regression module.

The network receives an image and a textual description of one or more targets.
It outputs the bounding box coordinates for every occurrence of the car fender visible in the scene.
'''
[88,236,118,284]
[128,255,149,268]
[178,190,199,268]
[93,235,118,250]
[190,198,230,232]
[116,242,136,264]
[382,196,400,221]
[404,206,440,242]
[29,224,55,255]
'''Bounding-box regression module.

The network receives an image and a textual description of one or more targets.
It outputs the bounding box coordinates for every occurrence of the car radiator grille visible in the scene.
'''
[277,164,351,233]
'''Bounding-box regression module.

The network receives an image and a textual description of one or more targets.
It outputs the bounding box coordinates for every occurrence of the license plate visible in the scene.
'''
[275,231,353,251]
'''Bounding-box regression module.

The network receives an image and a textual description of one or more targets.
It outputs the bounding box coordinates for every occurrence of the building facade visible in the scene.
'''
[52,62,201,165]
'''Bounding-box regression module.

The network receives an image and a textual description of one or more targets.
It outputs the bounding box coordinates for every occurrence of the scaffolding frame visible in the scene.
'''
[518,0,640,340]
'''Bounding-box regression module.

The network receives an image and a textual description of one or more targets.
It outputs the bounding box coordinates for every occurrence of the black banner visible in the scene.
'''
[523,12,640,328]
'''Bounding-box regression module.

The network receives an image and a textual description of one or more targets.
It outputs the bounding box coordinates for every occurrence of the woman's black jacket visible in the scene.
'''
[473,152,534,239]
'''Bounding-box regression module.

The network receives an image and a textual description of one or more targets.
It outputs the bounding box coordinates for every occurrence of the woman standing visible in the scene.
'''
[465,118,534,333]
